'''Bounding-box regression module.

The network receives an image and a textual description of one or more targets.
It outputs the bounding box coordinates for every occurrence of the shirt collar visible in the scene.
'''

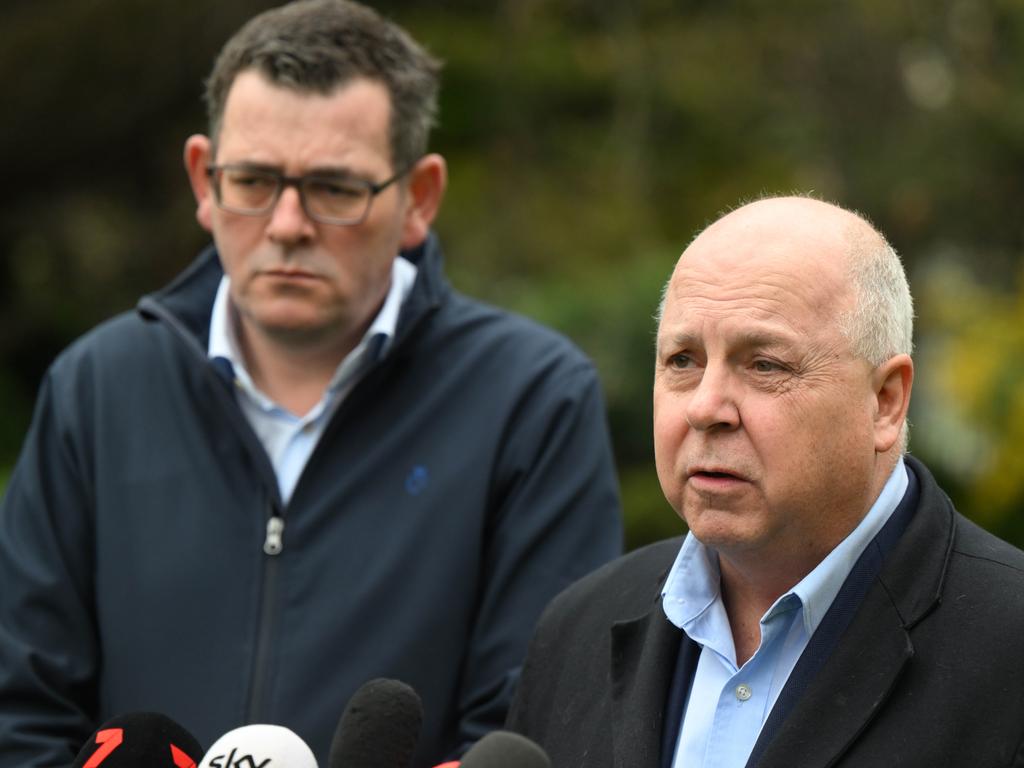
[784,456,908,634]
[208,254,418,408]
[662,457,909,640]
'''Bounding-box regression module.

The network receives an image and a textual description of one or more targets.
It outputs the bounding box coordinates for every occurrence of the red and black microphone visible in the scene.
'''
[72,712,203,768]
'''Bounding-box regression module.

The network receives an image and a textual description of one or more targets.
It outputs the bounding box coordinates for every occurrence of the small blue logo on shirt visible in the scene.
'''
[405,465,429,496]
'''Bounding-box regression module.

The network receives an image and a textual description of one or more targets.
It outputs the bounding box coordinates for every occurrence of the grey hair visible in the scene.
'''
[203,0,440,171]
[838,228,915,366]
[654,277,670,327]
[840,225,915,454]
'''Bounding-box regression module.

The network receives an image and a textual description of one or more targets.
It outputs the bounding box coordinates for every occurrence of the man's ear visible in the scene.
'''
[872,353,914,453]
[184,135,215,233]
[399,153,447,249]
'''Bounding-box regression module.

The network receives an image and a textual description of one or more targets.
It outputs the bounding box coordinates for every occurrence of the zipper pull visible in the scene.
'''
[264,515,285,555]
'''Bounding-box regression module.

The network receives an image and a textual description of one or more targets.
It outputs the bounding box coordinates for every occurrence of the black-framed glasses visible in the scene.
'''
[205,163,412,225]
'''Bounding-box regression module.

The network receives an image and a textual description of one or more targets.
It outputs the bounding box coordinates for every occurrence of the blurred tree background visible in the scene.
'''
[2,0,1022,550]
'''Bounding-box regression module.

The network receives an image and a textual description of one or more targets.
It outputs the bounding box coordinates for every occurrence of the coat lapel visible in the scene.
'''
[753,457,952,768]
[753,589,913,768]
[610,605,682,768]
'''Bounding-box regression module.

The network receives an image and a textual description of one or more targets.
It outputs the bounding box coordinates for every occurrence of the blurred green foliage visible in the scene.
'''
[1,0,1022,549]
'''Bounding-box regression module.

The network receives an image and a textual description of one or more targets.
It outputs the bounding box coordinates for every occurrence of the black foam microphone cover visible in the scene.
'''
[329,677,423,768]
[460,731,551,768]
[72,711,203,767]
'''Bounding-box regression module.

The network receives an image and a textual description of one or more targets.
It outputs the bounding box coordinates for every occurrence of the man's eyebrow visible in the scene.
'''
[657,331,699,351]
[732,330,796,350]
[219,161,280,172]
[220,161,367,179]
[656,329,796,353]
[303,165,366,178]
[655,331,702,358]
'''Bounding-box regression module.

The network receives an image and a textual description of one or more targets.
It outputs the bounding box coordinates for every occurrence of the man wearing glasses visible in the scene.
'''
[0,2,622,766]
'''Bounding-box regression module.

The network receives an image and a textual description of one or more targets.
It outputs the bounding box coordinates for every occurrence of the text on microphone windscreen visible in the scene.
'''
[198,723,317,768]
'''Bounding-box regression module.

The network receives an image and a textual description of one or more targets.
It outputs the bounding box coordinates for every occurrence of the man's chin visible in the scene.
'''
[682,506,767,552]
[246,307,349,346]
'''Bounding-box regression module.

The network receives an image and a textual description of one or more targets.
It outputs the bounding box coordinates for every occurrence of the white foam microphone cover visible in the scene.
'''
[199,724,318,768]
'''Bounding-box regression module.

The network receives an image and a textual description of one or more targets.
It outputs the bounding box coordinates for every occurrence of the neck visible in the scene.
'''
[717,456,899,666]
[718,557,801,667]
[236,320,362,417]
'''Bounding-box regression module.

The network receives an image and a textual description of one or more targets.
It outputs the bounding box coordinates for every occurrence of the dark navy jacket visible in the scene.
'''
[508,457,1024,767]
[0,233,623,766]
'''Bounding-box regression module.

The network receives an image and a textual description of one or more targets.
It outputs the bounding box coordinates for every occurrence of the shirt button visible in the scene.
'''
[735,684,752,701]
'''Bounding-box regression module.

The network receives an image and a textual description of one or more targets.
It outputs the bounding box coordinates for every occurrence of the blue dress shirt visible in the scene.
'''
[208,255,417,504]
[661,458,909,768]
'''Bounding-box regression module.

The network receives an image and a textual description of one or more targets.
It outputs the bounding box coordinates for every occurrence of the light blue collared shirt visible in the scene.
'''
[662,458,908,768]
[208,255,418,504]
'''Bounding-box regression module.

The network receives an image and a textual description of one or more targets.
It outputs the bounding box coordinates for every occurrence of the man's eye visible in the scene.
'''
[226,172,275,189]
[668,354,695,369]
[753,359,784,373]
[307,179,364,198]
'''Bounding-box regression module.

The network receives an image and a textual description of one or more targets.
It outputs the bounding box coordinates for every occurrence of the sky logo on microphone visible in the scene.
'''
[204,750,270,768]
[405,464,429,496]
[199,724,317,768]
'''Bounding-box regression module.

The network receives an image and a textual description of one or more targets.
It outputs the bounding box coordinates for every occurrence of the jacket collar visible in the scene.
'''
[873,455,955,629]
[609,570,681,768]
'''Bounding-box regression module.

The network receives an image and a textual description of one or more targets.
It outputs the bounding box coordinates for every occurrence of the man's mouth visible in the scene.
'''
[690,467,739,477]
[262,267,320,280]
[687,467,747,483]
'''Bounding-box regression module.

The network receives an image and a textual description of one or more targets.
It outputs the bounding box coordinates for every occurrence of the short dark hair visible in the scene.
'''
[204,0,441,170]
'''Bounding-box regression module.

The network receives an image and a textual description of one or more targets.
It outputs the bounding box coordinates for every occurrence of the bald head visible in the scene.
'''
[689,196,880,261]
[660,196,913,367]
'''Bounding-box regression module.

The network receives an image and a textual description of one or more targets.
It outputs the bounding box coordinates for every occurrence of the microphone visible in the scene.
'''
[434,731,550,768]
[72,711,203,768]
[198,724,317,768]
[328,677,423,768]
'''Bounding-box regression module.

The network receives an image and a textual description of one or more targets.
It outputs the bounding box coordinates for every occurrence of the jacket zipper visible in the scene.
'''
[247,500,284,722]
[264,514,285,555]
[135,298,291,721]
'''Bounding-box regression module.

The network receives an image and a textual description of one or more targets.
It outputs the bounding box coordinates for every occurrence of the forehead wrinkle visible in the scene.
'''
[657,326,798,355]
[666,274,816,329]
[667,245,849,327]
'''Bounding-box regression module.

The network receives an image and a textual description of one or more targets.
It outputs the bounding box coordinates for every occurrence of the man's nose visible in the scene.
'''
[266,185,316,244]
[684,363,740,431]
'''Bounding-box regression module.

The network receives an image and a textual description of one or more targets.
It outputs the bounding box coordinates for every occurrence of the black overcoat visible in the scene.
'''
[508,456,1024,767]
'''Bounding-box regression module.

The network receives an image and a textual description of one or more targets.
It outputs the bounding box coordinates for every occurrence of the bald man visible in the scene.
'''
[507,197,1024,768]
